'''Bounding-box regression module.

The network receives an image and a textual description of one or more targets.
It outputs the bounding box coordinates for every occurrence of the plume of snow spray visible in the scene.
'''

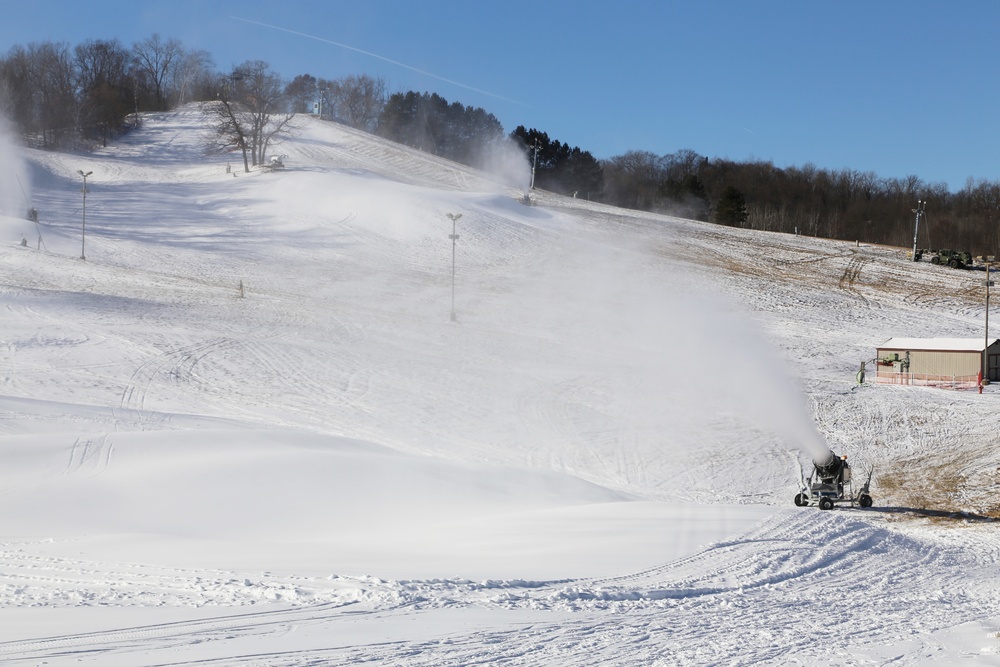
[475,138,531,192]
[0,113,31,218]
[668,291,833,462]
[516,242,833,464]
[695,302,834,463]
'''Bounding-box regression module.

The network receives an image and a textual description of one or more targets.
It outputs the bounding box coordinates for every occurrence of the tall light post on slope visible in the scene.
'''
[447,212,462,321]
[530,138,539,190]
[911,200,925,262]
[982,257,995,393]
[318,86,329,119]
[77,170,92,260]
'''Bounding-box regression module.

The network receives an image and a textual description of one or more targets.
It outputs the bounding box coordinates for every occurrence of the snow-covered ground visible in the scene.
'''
[1,107,999,665]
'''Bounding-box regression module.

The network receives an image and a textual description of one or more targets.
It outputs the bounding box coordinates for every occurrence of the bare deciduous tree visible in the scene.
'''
[205,61,294,172]
[206,96,251,173]
[601,150,665,210]
[3,42,77,147]
[170,49,214,106]
[329,74,387,132]
[131,34,183,111]
[75,39,133,146]
[234,60,294,165]
[0,69,16,119]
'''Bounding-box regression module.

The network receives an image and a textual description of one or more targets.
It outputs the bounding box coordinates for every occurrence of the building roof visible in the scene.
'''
[878,337,1000,352]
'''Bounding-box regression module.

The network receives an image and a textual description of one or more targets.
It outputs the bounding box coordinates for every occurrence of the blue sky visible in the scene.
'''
[3,0,999,192]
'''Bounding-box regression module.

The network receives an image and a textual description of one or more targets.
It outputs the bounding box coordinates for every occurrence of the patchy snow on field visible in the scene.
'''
[1,106,999,665]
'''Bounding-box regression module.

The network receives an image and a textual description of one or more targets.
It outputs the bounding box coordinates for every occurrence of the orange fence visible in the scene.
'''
[875,372,980,390]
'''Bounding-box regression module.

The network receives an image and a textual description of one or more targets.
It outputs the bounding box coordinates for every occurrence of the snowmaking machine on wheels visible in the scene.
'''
[794,450,873,510]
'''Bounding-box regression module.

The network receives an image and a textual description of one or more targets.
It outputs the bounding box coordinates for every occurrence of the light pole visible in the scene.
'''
[911,200,925,262]
[318,87,327,119]
[77,170,92,260]
[447,212,462,321]
[983,257,995,393]
[530,138,539,190]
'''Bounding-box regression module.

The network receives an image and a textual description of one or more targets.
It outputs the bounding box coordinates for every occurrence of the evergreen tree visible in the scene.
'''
[376,91,504,165]
[284,74,317,114]
[715,186,748,226]
[510,126,603,198]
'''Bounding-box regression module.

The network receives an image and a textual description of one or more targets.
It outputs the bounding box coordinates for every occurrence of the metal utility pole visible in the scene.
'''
[447,213,462,321]
[911,200,925,261]
[530,138,539,190]
[77,170,92,260]
[318,86,328,119]
[983,258,995,393]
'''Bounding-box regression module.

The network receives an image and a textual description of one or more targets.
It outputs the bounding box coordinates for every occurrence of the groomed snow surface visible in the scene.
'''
[1,107,999,665]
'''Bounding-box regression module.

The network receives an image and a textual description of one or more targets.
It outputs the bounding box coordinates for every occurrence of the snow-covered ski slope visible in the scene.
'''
[1,106,999,665]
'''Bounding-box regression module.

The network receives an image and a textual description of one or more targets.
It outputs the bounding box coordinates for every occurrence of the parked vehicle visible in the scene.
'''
[913,248,972,268]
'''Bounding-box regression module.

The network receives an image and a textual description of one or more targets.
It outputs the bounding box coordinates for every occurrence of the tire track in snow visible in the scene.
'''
[0,600,356,664]
[224,337,376,430]
[119,337,239,415]
[501,510,948,615]
[63,432,113,476]
[516,375,634,489]
[837,253,874,308]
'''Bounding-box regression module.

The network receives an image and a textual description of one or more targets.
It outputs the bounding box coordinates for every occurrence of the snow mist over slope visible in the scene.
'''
[475,137,531,192]
[510,238,832,469]
[0,113,30,218]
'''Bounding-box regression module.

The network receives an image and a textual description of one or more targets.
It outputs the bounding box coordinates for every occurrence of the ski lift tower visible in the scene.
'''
[530,138,539,190]
[983,257,995,393]
[911,200,925,261]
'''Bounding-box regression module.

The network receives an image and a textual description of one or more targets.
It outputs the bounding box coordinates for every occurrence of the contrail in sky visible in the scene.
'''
[231,16,523,105]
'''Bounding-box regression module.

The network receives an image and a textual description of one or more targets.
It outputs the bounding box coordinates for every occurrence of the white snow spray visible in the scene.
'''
[475,138,531,193]
[623,264,833,463]
[0,113,31,218]
[510,239,833,466]
[673,291,834,463]
[662,286,833,463]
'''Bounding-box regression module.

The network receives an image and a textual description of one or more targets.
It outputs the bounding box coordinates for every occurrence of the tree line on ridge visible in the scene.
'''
[2,36,997,256]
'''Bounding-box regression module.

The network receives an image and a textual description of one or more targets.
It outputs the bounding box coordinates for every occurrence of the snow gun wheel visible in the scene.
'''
[818,497,834,511]
[858,494,873,508]
[794,493,807,507]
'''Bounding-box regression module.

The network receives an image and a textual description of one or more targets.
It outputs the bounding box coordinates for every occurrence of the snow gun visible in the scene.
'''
[793,449,873,510]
